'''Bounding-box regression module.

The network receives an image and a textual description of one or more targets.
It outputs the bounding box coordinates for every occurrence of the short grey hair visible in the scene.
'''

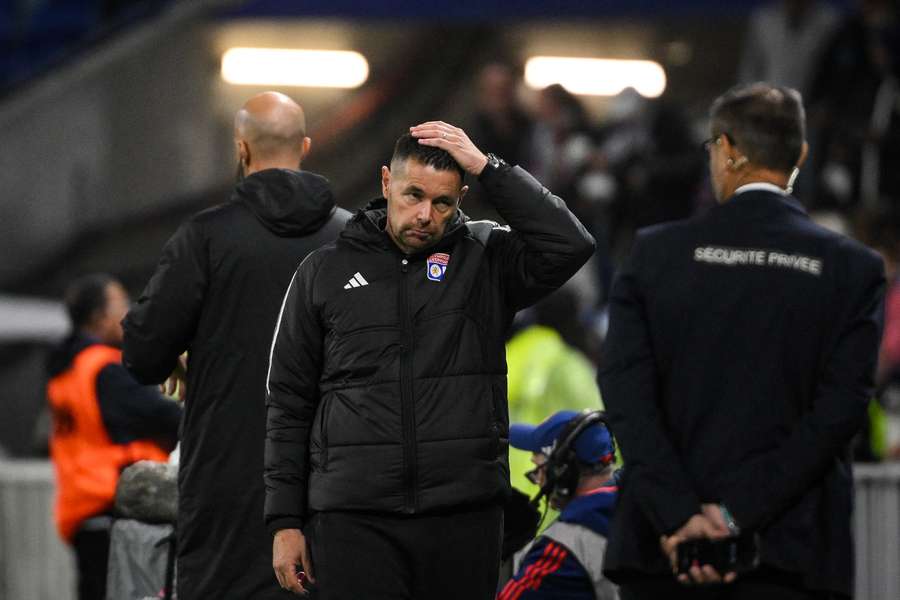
[710,82,806,173]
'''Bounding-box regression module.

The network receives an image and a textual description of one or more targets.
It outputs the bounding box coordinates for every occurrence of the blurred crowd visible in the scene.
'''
[466,0,900,462]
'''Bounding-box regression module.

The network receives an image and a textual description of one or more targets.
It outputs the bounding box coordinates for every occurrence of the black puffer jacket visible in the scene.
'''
[265,165,595,532]
[123,169,350,600]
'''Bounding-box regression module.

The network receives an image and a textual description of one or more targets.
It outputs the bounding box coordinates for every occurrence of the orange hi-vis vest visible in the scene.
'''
[47,344,169,542]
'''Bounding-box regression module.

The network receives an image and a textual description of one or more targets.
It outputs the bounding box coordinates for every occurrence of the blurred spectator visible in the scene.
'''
[566,90,647,300]
[530,84,594,197]
[739,0,841,95]
[466,62,536,217]
[122,92,350,599]
[859,211,900,459]
[506,288,604,499]
[47,273,180,600]
[469,62,535,170]
[529,85,621,300]
[499,410,619,600]
[618,99,704,230]
[858,211,900,382]
[807,0,900,210]
[597,92,705,269]
[809,209,852,236]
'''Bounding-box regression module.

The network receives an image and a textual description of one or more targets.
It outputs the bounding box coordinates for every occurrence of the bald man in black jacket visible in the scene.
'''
[122,92,350,599]
[600,84,885,599]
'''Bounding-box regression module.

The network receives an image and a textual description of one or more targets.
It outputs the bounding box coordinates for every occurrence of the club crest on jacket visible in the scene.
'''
[426,253,450,282]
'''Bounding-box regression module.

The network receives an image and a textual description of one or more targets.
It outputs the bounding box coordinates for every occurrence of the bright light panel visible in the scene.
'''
[221,48,369,88]
[525,56,666,98]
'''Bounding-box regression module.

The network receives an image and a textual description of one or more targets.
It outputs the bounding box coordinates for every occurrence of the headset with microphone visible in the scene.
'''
[785,165,800,194]
[531,409,616,508]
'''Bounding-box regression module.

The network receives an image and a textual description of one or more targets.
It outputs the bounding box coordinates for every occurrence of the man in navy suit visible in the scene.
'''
[600,83,885,599]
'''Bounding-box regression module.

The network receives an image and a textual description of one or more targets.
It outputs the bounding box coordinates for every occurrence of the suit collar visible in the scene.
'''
[717,189,807,219]
[734,182,787,196]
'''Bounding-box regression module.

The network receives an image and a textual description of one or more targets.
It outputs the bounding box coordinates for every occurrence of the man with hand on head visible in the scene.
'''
[122,92,350,599]
[266,122,595,599]
[600,83,885,599]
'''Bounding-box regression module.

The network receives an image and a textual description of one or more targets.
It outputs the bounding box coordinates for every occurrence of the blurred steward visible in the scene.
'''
[499,410,619,600]
[47,274,180,600]
[122,92,351,599]
[506,288,603,500]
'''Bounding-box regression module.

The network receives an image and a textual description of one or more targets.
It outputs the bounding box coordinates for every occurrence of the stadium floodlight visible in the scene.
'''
[524,56,666,98]
[221,48,369,88]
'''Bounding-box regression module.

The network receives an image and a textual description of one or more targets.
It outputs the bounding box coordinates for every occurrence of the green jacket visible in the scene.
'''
[506,325,603,499]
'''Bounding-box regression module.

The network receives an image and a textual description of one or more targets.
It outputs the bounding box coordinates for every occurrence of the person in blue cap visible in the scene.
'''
[498,409,619,600]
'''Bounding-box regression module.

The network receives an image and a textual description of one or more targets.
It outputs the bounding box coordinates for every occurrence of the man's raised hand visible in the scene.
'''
[410,122,489,175]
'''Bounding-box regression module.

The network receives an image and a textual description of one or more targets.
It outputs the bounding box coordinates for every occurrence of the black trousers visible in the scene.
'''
[303,505,503,600]
[72,528,110,600]
[618,569,849,600]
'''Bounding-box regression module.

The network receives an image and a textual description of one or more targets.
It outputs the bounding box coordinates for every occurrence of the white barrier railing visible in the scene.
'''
[0,460,74,600]
[854,462,900,600]
[2,459,899,600]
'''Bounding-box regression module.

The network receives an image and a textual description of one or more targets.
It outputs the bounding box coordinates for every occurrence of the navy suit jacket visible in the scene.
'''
[599,189,885,595]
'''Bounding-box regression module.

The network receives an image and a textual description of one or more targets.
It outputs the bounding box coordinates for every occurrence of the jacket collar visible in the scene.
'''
[734,182,787,196]
[235,169,336,237]
[341,197,471,257]
[559,482,617,537]
[46,333,107,377]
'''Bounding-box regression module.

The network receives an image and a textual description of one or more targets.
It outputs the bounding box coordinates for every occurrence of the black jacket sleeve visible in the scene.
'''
[122,219,208,384]
[96,363,182,449]
[264,254,324,534]
[478,164,595,311]
[719,248,885,530]
[598,233,703,535]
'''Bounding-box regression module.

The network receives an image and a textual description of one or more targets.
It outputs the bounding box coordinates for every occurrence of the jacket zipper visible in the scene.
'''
[399,257,417,512]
